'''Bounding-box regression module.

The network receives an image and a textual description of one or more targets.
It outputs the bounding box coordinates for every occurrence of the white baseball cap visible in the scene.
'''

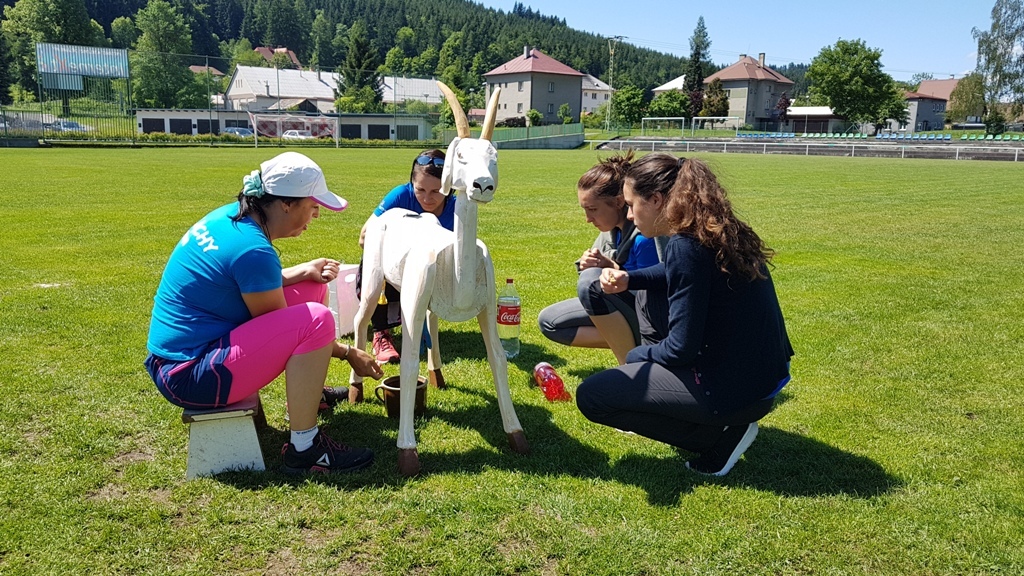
[259,152,347,211]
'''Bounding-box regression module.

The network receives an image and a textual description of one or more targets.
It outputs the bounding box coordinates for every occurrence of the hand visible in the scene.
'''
[308,258,341,283]
[578,248,606,271]
[600,268,629,294]
[347,347,384,379]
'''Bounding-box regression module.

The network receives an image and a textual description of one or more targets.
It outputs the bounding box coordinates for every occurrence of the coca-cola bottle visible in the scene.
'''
[533,362,572,402]
[496,278,521,358]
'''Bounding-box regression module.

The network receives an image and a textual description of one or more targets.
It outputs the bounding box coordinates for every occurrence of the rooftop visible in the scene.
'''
[484,47,583,77]
[705,54,793,85]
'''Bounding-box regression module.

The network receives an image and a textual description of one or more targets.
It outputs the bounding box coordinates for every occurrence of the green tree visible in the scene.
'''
[0,31,11,105]
[684,16,710,92]
[382,46,405,75]
[410,46,438,77]
[309,10,336,69]
[262,0,304,59]
[946,72,986,123]
[557,102,572,123]
[227,37,266,69]
[875,83,909,131]
[700,77,729,119]
[806,39,899,124]
[612,84,646,126]
[110,16,139,49]
[132,0,194,108]
[648,90,690,118]
[910,72,934,90]
[2,0,107,93]
[339,21,381,111]
[526,108,542,126]
[972,0,1024,110]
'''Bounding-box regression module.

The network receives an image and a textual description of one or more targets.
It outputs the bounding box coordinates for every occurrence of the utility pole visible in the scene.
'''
[605,35,624,133]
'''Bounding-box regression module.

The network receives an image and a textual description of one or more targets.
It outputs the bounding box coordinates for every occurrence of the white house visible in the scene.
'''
[225,65,339,112]
[581,74,613,114]
[652,74,686,95]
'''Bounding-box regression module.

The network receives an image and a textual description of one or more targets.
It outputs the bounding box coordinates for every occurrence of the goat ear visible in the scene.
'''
[441,137,460,195]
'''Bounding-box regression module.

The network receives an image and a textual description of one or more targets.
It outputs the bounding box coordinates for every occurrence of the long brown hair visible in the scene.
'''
[577,150,634,201]
[626,153,774,280]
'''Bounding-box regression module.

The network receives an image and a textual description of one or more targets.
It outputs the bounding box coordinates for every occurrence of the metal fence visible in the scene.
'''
[587,139,1024,162]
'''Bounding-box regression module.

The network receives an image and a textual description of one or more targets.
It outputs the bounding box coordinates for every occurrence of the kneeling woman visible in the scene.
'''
[537,153,664,365]
[577,154,793,477]
[145,152,383,475]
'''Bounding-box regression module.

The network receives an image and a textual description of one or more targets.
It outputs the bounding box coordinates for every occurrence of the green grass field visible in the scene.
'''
[1,147,1022,575]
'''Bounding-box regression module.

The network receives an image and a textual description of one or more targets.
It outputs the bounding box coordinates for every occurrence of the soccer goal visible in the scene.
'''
[690,116,741,137]
[247,111,339,141]
[641,117,687,137]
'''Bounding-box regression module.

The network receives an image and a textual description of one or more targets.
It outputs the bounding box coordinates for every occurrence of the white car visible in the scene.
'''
[282,130,314,140]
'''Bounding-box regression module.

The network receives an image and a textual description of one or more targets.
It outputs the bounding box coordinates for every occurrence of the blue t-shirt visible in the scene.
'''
[623,233,659,271]
[147,203,282,361]
[373,182,456,231]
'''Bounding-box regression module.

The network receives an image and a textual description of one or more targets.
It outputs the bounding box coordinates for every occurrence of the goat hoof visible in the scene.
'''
[507,431,530,455]
[348,383,364,404]
[397,448,421,476]
[428,369,446,389]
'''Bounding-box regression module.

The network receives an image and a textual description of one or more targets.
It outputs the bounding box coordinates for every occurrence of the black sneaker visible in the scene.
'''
[319,386,349,410]
[281,430,374,474]
[685,422,758,477]
[284,386,349,421]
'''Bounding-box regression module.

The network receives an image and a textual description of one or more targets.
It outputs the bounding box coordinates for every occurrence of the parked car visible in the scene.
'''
[282,129,314,140]
[222,127,254,138]
[49,120,87,132]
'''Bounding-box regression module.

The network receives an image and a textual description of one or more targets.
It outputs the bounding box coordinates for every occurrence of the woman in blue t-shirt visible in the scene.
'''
[145,152,383,475]
[538,152,667,364]
[356,149,449,366]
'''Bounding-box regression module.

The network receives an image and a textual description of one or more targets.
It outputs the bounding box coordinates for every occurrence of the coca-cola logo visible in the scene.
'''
[497,305,520,325]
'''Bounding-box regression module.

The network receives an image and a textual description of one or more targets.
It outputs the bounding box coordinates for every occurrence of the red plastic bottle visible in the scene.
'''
[533,362,572,402]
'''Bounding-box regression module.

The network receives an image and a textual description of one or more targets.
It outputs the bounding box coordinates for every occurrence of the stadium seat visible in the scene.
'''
[944,134,951,141]
[960,134,968,140]
[927,134,935,140]
[1013,135,1021,141]
[986,134,994,140]
[969,135,977,140]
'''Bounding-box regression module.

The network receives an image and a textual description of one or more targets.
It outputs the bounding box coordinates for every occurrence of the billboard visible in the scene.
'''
[36,43,129,79]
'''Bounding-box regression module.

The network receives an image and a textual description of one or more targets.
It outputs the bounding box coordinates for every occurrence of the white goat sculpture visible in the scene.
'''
[351,82,529,476]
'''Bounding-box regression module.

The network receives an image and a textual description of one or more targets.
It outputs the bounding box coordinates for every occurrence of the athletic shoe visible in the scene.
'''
[685,422,759,477]
[372,330,400,364]
[284,385,349,421]
[281,430,374,474]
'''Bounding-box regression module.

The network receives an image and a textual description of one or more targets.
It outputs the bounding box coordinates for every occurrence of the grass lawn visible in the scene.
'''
[1,147,1022,575]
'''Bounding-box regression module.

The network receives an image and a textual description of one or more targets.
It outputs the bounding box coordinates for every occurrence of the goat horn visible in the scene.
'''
[437,81,470,139]
[480,88,500,141]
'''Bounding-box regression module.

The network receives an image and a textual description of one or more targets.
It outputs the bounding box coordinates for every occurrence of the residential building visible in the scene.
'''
[581,74,613,114]
[484,47,584,124]
[899,91,947,132]
[703,53,794,129]
[225,65,338,112]
[652,74,686,95]
[255,46,302,69]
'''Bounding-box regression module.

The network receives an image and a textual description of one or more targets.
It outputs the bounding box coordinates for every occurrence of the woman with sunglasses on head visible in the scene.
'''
[145,152,383,475]
[537,151,667,365]
[576,153,793,477]
[357,149,450,365]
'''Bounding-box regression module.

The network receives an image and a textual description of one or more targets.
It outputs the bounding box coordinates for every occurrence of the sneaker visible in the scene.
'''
[284,385,349,421]
[372,330,400,364]
[281,430,374,474]
[685,422,759,477]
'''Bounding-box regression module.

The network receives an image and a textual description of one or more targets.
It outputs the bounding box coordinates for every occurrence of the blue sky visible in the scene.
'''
[478,0,993,82]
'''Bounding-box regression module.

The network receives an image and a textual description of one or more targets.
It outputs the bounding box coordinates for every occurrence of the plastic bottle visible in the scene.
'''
[533,362,572,402]
[496,278,521,358]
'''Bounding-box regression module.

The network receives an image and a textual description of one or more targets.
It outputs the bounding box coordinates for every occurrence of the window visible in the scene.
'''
[548,82,554,92]
[547,103,554,114]
[518,81,524,92]
[604,94,609,100]
[517,103,523,113]
[592,93,597,100]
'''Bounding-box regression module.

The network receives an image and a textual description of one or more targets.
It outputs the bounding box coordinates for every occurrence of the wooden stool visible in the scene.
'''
[181,392,266,479]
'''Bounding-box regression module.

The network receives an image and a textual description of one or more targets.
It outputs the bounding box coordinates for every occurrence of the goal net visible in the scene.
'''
[690,116,741,135]
[247,111,338,139]
[641,117,687,137]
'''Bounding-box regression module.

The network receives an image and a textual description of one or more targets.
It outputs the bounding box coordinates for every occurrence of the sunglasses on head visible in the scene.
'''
[414,155,444,168]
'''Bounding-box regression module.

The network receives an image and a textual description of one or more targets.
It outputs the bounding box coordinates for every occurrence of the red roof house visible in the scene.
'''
[483,47,584,124]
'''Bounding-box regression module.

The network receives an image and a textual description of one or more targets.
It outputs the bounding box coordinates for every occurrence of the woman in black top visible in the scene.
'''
[576,153,793,477]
